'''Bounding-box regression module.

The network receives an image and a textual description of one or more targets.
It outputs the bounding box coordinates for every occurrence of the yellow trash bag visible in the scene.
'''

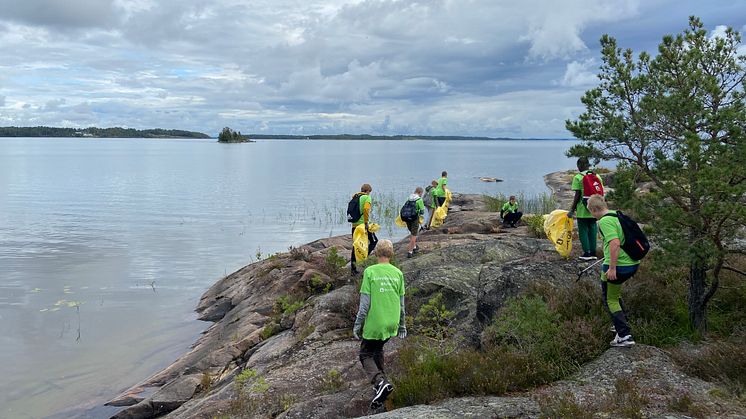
[431,189,452,229]
[396,215,425,228]
[543,209,574,258]
[353,223,380,262]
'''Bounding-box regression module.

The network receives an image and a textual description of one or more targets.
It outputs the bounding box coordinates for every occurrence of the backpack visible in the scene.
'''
[423,186,433,207]
[400,200,418,222]
[582,171,604,198]
[347,194,362,223]
[603,211,650,261]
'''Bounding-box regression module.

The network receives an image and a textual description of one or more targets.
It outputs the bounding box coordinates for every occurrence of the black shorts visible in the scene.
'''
[406,219,419,236]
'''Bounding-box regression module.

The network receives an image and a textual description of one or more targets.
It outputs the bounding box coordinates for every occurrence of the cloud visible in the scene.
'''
[0,0,739,137]
[559,59,599,87]
[0,96,5,107]
[0,0,120,28]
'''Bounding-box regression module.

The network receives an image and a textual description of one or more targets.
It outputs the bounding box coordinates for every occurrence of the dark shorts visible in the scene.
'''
[602,264,639,284]
[406,219,419,236]
[436,196,446,207]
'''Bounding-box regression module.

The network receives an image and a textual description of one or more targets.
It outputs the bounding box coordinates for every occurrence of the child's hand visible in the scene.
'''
[397,325,407,339]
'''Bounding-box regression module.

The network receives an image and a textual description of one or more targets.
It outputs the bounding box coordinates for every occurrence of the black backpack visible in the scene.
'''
[347,194,362,223]
[400,200,418,222]
[603,211,650,261]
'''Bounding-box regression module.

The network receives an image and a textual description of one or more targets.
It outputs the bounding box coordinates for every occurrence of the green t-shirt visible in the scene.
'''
[501,201,519,213]
[434,177,448,197]
[571,171,603,219]
[429,188,438,208]
[598,211,640,267]
[353,193,372,225]
[360,263,405,340]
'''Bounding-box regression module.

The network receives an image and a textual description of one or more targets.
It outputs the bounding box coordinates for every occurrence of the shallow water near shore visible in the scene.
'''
[0,137,576,418]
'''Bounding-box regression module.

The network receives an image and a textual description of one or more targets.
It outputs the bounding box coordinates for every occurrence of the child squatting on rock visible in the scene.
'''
[352,239,406,410]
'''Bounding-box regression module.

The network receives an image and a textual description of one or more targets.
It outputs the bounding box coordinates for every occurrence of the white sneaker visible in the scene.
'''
[371,380,394,409]
[610,334,635,347]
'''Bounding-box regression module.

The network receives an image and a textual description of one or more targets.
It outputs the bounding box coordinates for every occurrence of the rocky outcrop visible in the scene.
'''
[363,345,745,418]
[108,193,583,418]
[107,186,745,419]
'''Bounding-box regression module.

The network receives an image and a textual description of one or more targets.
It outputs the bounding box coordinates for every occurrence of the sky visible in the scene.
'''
[0,0,744,138]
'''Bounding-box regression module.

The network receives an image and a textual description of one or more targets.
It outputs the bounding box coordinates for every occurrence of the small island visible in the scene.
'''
[217,127,253,143]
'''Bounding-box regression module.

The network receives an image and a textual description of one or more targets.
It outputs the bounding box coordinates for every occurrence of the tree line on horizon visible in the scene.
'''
[0,126,211,139]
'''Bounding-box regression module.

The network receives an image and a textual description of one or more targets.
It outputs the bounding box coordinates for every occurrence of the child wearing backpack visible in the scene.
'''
[568,157,604,260]
[500,195,523,228]
[587,194,647,347]
[401,187,426,258]
[352,239,406,410]
[348,184,378,275]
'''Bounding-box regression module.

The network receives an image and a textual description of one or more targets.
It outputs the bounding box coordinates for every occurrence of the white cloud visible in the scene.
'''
[559,59,598,87]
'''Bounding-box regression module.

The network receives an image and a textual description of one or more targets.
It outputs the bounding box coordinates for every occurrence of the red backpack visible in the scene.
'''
[581,171,604,198]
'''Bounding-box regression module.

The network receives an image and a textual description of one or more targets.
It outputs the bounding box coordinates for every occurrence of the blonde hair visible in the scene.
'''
[586,194,608,212]
[375,239,394,259]
[415,187,423,194]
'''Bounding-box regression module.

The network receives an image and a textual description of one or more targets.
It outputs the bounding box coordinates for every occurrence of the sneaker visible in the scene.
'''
[511,223,518,228]
[351,267,359,275]
[413,246,419,254]
[407,251,413,258]
[579,253,596,261]
[371,380,394,409]
[610,325,617,333]
[610,334,635,347]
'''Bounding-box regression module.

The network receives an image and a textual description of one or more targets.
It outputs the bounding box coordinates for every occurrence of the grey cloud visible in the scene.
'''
[0,0,119,28]
[0,95,5,107]
[0,0,740,137]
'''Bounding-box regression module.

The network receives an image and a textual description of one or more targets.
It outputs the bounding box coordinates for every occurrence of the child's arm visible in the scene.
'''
[353,294,370,339]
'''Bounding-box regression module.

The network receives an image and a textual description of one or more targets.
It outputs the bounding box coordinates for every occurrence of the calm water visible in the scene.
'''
[0,137,576,418]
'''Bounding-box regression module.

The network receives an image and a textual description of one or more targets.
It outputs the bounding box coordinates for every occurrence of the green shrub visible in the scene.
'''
[413,293,455,340]
[522,214,545,238]
[318,369,345,393]
[321,247,347,279]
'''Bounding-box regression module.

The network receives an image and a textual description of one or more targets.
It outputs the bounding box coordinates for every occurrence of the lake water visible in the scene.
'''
[0,137,577,418]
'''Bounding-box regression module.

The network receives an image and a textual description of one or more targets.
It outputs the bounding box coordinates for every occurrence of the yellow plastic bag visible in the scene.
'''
[543,210,574,258]
[431,190,451,229]
[396,215,425,228]
[353,223,380,262]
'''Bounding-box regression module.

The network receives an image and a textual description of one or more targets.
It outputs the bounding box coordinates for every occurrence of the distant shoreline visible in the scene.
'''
[0,127,574,141]
[250,134,574,141]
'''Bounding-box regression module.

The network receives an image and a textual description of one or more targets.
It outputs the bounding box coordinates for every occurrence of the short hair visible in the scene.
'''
[509,195,516,200]
[441,171,448,177]
[577,157,590,171]
[587,194,608,212]
[431,179,438,186]
[375,239,394,259]
[360,183,372,193]
[415,187,423,194]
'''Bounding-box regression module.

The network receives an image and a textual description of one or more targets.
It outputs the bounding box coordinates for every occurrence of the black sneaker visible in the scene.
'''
[413,246,419,254]
[407,251,413,258]
[371,380,394,409]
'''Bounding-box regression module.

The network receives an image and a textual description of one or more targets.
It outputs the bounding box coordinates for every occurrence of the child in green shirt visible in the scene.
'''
[587,194,639,347]
[500,195,523,228]
[352,239,406,409]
